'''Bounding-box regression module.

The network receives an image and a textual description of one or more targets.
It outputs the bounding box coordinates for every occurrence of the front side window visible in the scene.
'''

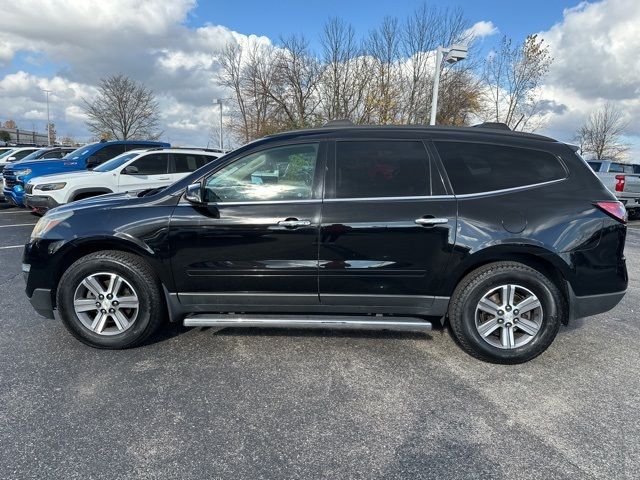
[129,153,169,175]
[12,149,38,160]
[204,143,318,203]
[334,141,430,198]
[435,142,567,195]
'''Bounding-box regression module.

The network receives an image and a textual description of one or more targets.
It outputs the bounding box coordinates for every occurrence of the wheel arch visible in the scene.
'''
[70,187,113,202]
[51,237,174,305]
[443,245,570,321]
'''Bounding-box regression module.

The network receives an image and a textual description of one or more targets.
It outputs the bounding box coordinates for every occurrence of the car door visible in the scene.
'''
[318,139,456,314]
[169,142,325,308]
[118,153,171,191]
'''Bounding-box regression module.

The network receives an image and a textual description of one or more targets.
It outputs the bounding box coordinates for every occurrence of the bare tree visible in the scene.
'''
[82,74,162,140]
[574,102,629,161]
[481,35,552,131]
[318,17,369,122]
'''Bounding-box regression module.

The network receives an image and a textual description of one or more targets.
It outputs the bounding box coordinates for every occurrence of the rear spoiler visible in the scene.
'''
[564,143,580,153]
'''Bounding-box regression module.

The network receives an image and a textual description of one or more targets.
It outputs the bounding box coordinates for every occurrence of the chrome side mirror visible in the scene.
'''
[185,182,203,204]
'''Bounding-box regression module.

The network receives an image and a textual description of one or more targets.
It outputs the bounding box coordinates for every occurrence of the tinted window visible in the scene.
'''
[126,144,155,151]
[435,142,566,195]
[335,141,429,198]
[42,150,64,159]
[90,144,126,165]
[608,163,624,173]
[205,143,318,203]
[13,149,38,160]
[587,161,602,172]
[130,153,169,175]
[634,165,640,175]
[623,164,634,174]
[173,153,212,173]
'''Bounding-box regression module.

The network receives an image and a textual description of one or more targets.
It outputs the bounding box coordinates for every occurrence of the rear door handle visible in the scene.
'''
[278,219,312,228]
[415,217,449,226]
[158,177,171,181]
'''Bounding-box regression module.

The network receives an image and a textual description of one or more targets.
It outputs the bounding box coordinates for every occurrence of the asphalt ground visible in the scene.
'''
[0,202,638,479]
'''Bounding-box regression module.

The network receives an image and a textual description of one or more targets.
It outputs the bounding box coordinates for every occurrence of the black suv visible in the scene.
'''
[22,124,628,363]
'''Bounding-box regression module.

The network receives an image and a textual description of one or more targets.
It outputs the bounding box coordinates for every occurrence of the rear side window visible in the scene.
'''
[173,153,211,173]
[587,161,602,172]
[608,163,624,173]
[634,165,640,175]
[335,141,429,198]
[130,153,169,175]
[435,142,566,195]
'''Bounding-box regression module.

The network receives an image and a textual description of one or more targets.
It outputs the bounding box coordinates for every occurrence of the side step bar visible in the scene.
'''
[183,314,432,332]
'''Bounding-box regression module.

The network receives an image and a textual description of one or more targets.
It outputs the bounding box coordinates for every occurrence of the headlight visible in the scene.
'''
[14,168,31,178]
[30,210,73,241]
[35,182,66,191]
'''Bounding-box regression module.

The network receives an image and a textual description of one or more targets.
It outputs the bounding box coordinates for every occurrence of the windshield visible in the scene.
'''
[21,149,49,161]
[0,149,16,160]
[65,143,97,160]
[93,152,140,172]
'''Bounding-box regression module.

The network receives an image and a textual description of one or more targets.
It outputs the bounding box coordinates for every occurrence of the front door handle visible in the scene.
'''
[415,217,449,226]
[278,219,312,228]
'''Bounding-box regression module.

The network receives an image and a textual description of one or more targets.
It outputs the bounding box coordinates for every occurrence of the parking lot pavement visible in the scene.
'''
[0,204,639,480]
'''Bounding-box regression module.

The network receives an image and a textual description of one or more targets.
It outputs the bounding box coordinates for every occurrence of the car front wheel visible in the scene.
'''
[57,250,165,349]
[448,261,565,364]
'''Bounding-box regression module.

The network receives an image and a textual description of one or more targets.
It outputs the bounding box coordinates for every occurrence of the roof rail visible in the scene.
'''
[324,119,354,127]
[472,122,511,131]
[144,146,228,153]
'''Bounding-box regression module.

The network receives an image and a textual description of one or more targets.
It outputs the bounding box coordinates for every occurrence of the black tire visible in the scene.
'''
[57,250,166,349]
[448,261,565,364]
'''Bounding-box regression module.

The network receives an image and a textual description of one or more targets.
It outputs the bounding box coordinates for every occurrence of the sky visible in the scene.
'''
[0,0,639,156]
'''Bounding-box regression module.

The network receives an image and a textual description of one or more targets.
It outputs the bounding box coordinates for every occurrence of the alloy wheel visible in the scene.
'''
[474,284,543,349]
[73,272,139,336]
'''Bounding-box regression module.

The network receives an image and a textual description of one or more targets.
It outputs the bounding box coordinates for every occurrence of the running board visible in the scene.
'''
[183,314,432,332]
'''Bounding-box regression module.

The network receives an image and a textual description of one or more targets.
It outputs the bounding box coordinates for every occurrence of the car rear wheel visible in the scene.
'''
[448,261,564,364]
[57,250,165,349]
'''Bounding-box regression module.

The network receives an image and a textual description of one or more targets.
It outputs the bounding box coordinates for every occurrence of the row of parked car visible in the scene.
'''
[0,141,225,213]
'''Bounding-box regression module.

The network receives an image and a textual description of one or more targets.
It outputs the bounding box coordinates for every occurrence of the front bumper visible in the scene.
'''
[3,188,25,207]
[24,194,60,211]
[567,283,626,322]
[27,288,55,319]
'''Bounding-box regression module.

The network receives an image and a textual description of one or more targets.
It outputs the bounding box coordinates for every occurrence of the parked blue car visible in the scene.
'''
[3,140,169,207]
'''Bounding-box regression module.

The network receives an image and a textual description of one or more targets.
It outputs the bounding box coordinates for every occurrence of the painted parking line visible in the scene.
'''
[0,210,31,214]
[0,223,36,228]
[0,245,23,250]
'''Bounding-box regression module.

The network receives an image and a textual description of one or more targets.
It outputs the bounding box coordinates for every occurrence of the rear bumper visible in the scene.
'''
[27,288,55,319]
[567,283,626,321]
[24,194,59,211]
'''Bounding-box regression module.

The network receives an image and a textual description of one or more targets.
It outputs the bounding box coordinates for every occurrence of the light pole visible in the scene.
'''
[43,89,52,145]
[429,44,468,126]
[214,98,223,150]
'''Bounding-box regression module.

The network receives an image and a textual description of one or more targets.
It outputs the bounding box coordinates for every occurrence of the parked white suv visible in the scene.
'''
[24,148,223,212]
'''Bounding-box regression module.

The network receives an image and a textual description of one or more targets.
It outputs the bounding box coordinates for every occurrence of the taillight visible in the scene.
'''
[615,175,625,192]
[595,201,627,223]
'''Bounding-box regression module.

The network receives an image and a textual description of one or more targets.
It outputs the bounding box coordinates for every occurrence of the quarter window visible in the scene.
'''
[204,143,318,203]
[435,142,566,195]
[334,141,430,198]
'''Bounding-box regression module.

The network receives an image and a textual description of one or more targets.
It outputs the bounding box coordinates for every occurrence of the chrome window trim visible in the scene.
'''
[454,177,567,198]
[178,198,322,206]
[178,177,565,206]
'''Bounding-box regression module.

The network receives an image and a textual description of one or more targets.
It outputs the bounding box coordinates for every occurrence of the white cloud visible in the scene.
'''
[464,21,499,41]
[0,0,272,145]
[537,0,640,156]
